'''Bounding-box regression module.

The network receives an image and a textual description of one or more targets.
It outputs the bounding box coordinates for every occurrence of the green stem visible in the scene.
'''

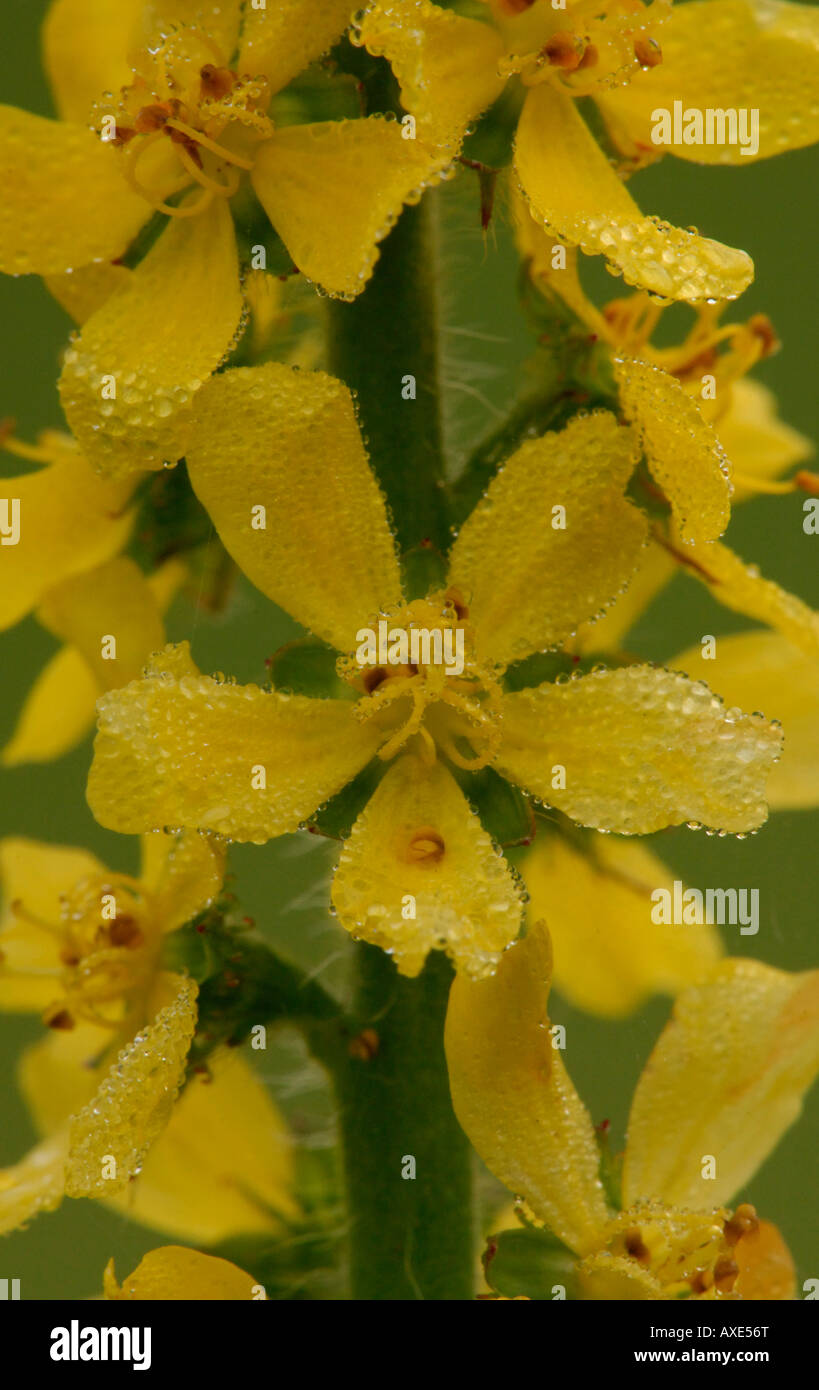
[325,196,450,555]
[310,948,474,1300]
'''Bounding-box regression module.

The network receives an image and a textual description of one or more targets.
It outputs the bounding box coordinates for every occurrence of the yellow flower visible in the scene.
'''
[0,0,448,476]
[354,0,818,301]
[446,922,819,1299]
[0,829,297,1241]
[87,361,782,979]
[104,1246,262,1300]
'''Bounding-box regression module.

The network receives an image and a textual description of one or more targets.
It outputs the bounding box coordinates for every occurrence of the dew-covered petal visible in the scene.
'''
[186,363,403,652]
[59,198,244,477]
[139,828,225,934]
[523,835,722,1020]
[0,106,149,275]
[575,1252,663,1300]
[669,535,819,660]
[356,0,506,150]
[597,0,819,166]
[331,754,524,978]
[87,644,385,843]
[64,976,198,1198]
[239,0,353,94]
[251,116,448,299]
[515,84,753,304]
[45,262,131,325]
[138,0,243,57]
[496,666,782,834]
[614,356,732,543]
[2,645,102,768]
[42,0,143,124]
[0,436,134,632]
[575,541,676,656]
[447,412,647,667]
[445,921,610,1255]
[104,1247,259,1300]
[671,630,819,811]
[622,960,819,1210]
[36,556,166,692]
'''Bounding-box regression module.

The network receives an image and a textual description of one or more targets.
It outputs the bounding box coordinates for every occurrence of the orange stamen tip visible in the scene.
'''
[199,64,236,100]
[348,1028,380,1061]
[634,37,663,67]
[795,470,819,495]
[499,0,537,12]
[134,104,171,133]
[45,1007,75,1031]
[748,313,779,356]
[543,32,585,72]
[577,43,599,70]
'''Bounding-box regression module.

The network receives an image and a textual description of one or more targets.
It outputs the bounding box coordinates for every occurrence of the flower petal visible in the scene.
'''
[523,835,722,1019]
[515,84,753,304]
[87,644,385,843]
[0,436,134,632]
[2,645,101,767]
[357,0,506,150]
[734,1221,797,1301]
[576,1252,663,1300]
[104,1247,259,1300]
[717,380,812,501]
[575,541,676,656]
[671,631,819,811]
[622,959,819,1210]
[614,356,731,543]
[64,976,198,1198]
[251,116,448,299]
[140,0,243,56]
[331,754,524,977]
[59,198,244,477]
[186,363,402,652]
[45,262,131,325]
[42,0,143,124]
[0,106,149,275]
[446,412,647,667]
[667,535,819,659]
[445,921,610,1255]
[106,1052,298,1241]
[0,838,107,1010]
[140,829,225,933]
[496,666,782,834]
[36,556,166,691]
[0,1134,67,1237]
[239,0,353,94]
[598,0,819,165]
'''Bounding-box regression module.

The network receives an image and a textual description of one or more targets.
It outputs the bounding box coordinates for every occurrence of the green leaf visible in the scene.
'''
[483,1224,579,1301]
[269,636,353,700]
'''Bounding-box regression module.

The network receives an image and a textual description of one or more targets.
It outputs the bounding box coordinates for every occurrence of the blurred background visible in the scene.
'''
[1,0,817,1298]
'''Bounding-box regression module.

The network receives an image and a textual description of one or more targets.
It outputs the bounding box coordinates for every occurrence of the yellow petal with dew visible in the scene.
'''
[622,959,819,1210]
[356,0,506,150]
[665,533,819,660]
[42,0,144,124]
[104,1247,259,1300]
[138,0,243,57]
[614,355,732,543]
[0,436,134,631]
[45,262,131,325]
[597,0,819,166]
[0,105,148,275]
[186,363,402,652]
[252,116,448,300]
[574,541,676,656]
[59,197,244,477]
[239,0,353,94]
[36,556,166,692]
[523,834,722,1019]
[140,829,226,933]
[576,1252,663,1300]
[515,84,753,304]
[671,630,819,812]
[447,412,647,667]
[497,665,782,834]
[2,645,101,767]
[64,976,198,1198]
[0,1133,68,1237]
[19,1024,110,1135]
[445,921,610,1255]
[108,1052,298,1242]
[87,644,385,843]
[332,754,524,978]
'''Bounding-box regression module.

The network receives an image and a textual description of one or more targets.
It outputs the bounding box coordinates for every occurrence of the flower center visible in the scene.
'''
[3,874,159,1031]
[602,1200,759,1298]
[94,30,272,218]
[498,0,670,96]
[339,587,504,770]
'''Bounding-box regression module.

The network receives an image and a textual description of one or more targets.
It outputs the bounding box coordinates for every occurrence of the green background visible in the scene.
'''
[1,0,817,1298]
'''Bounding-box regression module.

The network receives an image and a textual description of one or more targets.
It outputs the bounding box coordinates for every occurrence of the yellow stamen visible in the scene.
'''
[164,118,254,171]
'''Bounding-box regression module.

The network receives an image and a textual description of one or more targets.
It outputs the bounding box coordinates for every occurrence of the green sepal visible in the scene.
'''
[451,763,535,848]
[307,757,384,840]
[483,1223,579,1301]
[268,636,353,700]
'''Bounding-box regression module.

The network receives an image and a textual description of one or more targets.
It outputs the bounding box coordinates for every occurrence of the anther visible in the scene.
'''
[723,1203,758,1246]
[349,1028,380,1061]
[199,64,236,100]
[543,32,586,72]
[634,37,663,67]
[45,1007,75,1031]
[624,1228,651,1265]
[713,1256,739,1293]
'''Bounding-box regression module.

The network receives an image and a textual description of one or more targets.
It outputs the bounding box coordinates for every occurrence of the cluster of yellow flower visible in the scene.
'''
[0,0,818,1302]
